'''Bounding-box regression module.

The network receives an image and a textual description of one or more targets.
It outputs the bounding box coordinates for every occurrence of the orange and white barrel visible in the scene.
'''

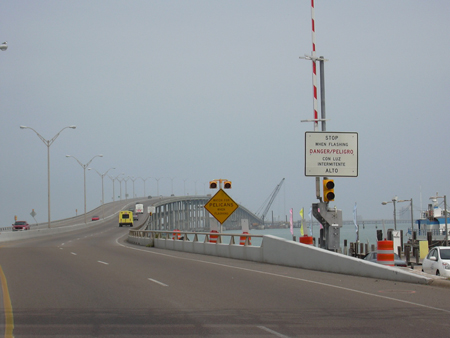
[377,240,394,266]
[172,229,181,240]
[239,231,251,246]
[299,235,314,245]
[210,230,219,244]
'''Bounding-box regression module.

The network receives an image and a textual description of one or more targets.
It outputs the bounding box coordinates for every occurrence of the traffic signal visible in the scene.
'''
[323,179,335,202]
[223,180,232,189]
[209,181,218,189]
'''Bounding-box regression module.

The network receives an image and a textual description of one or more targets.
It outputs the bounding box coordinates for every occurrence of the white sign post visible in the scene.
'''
[305,132,358,177]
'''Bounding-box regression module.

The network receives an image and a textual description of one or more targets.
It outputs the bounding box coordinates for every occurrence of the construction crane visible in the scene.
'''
[255,178,285,224]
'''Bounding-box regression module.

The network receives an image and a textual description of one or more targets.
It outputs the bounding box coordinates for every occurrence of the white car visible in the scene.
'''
[422,246,450,277]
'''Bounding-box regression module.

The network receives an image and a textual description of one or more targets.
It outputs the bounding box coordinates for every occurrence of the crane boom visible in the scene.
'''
[259,178,285,223]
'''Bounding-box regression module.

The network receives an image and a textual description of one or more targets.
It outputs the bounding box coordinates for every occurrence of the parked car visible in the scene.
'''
[91,216,100,221]
[12,221,30,231]
[422,246,450,277]
[363,252,407,267]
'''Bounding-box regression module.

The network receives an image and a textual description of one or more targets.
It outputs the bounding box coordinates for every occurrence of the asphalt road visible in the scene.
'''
[1,208,450,336]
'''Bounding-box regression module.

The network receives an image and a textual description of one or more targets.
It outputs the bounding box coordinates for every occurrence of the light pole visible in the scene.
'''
[0,42,7,51]
[108,173,124,201]
[89,167,115,219]
[66,154,103,224]
[433,194,448,246]
[117,177,124,200]
[123,176,130,199]
[382,196,398,230]
[20,125,76,228]
[166,177,176,195]
[130,176,138,198]
[154,177,163,196]
[139,177,151,197]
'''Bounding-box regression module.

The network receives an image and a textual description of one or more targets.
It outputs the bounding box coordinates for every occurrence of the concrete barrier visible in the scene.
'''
[128,231,431,285]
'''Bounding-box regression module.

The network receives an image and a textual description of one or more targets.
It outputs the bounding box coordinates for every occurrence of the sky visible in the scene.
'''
[1,0,450,225]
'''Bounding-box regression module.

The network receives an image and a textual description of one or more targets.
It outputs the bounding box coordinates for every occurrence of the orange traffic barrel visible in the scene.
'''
[300,235,314,245]
[239,232,251,246]
[172,229,181,240]
[377,240,394,266]
[210,230,219,243]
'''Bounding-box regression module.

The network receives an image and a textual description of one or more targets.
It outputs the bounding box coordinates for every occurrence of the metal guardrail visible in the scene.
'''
[129,230,262,246]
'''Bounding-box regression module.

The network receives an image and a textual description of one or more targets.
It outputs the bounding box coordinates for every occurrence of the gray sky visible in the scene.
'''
[1,0,449,224]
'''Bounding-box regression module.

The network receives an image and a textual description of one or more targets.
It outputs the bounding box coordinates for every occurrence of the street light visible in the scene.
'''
[116,176,124,200]
[20,125,76,228]
[66,154,103,224]
[166,177,176,195]
[108,173,124,201]
[381,196,398,230]
[123,176,130,199]
[130,176,138,198]
[0,42,7,51]
[88,167,115,219]
[138,177,151,197]
[154,177,163,196]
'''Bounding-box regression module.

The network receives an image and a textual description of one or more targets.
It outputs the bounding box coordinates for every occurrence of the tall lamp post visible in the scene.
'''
[20,125,76,228]
[381,196,398,230]
[167,177,176,195]
[123,176,130,199]
[108,173,124,202]
[66,154,103,224]
[130,176,138,198]
[139,177,151,197]
[154,177,163,196]
[88,167,115,219]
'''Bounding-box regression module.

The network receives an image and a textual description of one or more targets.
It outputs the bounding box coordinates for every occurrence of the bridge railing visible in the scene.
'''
[129,229,262,246]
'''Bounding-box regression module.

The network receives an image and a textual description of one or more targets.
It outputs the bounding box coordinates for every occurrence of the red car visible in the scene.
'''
[91,216,100,221]
[12,221,30,231]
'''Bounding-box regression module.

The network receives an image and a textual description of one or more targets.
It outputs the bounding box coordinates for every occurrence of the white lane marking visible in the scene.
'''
[71,252,77,255]
[98,261,109,265]
[148,278,168,287]
[257,326,289,338]
[115,234,450,314]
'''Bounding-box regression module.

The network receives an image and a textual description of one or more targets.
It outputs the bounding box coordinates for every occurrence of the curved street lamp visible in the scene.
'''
[138,177,151,197]
[382,196,398,230]
[88,167,115,219]
[108,173,124,202]
[154,177,163,196]
[123,176,130,200]
[66,154,103,224]
[20,125,76,228]
[130,176,138,198]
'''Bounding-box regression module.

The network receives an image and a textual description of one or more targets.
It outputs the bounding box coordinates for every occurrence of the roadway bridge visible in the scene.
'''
[1,196,450,336]
[145,195,262,231]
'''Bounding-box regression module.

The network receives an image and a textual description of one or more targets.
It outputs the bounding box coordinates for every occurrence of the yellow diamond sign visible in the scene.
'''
[204,189,239,224]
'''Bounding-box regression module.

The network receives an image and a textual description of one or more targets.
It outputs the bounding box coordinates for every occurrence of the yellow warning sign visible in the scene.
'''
[204,189,239,224]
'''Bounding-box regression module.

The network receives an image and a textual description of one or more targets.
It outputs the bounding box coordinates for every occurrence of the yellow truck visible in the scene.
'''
[119,211,133,227]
